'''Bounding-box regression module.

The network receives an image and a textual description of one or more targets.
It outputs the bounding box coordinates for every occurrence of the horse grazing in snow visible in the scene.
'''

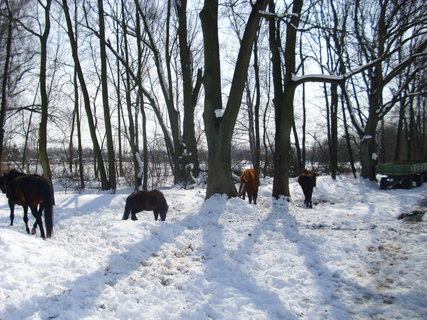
[298,169,316,208]
[239,169,260,204]
[122,189,169,221]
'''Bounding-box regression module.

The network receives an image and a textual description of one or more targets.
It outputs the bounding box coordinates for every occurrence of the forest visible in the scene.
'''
[0,0,426,198]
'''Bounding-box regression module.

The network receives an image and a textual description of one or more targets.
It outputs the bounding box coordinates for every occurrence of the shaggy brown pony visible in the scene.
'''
[298,169,317,208]
[239,169,260,204]
[0,169,53,238]
[122,189,169,221]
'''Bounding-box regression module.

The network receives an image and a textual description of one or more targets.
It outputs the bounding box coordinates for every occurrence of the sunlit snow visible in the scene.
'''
[0,176,426,319]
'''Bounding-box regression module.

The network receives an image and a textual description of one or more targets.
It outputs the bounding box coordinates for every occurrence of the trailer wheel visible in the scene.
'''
[380,177,388,190]
[415,174,424,187]
[401,177,413,189]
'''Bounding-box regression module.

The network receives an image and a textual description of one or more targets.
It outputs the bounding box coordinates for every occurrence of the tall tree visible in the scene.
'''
[269,0,303,198]
[200,0,268,199]
[38,0,52,186]
[135,3,148,189]
[176,0,203,179]
[61,0,109,190]
[350,0,427,179]
[97,0,116,191]
[73,0,84,189]
[12,0,53,183]
[120,0,142,189]
[0,1,14,167]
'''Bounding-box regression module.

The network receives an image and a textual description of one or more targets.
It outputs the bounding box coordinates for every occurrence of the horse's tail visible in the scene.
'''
[122,200,131,220]
[42,183,53,238]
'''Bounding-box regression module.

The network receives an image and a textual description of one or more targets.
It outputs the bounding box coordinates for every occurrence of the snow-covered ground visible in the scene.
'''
[0,175,426,320]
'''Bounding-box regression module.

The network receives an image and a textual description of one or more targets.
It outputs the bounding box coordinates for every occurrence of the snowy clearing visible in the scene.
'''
[0,175,426,320]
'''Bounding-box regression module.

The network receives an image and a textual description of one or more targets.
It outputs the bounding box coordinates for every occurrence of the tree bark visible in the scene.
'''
[177,0,202,180]
[330,83,338,179]
[271,0,303,198]
[98,0,116,191]
[0,4,13,168]
[38,0,53,201]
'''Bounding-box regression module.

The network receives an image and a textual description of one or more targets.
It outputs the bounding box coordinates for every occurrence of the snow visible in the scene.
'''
[214,109,224,118]
[291,57,383,85]
[1,176,426,319]
[292,73,344,83]
[135,152,143,180]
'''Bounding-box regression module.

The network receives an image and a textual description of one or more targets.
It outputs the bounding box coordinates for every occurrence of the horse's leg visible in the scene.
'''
[131,210,138,221]
[31,204,43,234]
[153,211,159,221]
[31,205,46,239]
[22,205,31,234]
[238,182,244,198]
[303,189,309,207]
[160,211,166,221]
[240,184,246,200]
[31,221,38,234]
[122,202,130,220]
[248,192,253,204]
[8,200,15,226]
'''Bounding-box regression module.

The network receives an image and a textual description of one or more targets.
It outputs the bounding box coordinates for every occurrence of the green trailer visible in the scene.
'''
[376,161,427,189]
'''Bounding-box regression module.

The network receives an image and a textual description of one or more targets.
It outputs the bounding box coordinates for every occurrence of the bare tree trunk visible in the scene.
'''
[98,0,116,191]
[270,0,303,198]
[330,83,338,179]
[360,117,378,180]
[140,96,148,190]
[38,0,54,203]
[176,0,202,179]
[74,71,85,189]
[395,99,405,161]
[69,104,76,172]
[299,33,307,168]
[0,5,13,168]
[292,118,302,171]
[120,0,141,189]
[252,37,261,172]
[341,95,357,178]
[135,7,147,190]
[114,1,124,178]
[262,99,273,176]
[72,3,84,189]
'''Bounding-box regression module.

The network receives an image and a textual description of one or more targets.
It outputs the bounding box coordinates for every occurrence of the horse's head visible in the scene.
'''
[0,170,25,193]
[0,173,6,193]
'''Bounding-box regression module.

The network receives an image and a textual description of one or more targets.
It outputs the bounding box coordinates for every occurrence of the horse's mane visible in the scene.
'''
[6,169,25,182]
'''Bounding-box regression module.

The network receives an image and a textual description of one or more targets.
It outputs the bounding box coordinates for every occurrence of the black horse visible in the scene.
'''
[122,189,168,221]
[0,169,53,239]
[298,169,317,208]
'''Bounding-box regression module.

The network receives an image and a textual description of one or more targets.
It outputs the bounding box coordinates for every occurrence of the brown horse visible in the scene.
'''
[122,189,168,221]
[239,169,260,204]
[298,169,317,208]
[0,169,53,238]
